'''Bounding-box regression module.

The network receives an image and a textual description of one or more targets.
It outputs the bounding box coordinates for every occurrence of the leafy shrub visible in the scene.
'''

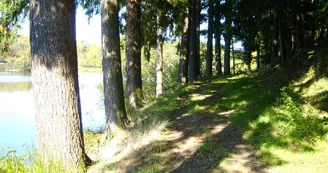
[280,88,327,142]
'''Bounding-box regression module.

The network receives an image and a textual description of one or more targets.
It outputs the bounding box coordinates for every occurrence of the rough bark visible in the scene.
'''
[206,0,213,77]
[101,0,128,135]
[232,39,235,74]
[270,10,276,68]
[277,1,284,65]
[214,0,222,75]
[223,0,232,75]
[178,13,189,85]
[156,7,164,97]
[126,0,142,109]
[195,0,201,79]
[188,0,197,83]
[30,0,88,170]
[257,38,261,71]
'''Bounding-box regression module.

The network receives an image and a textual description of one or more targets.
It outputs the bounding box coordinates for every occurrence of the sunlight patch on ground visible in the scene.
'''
[218,144,265,173]
[266,142,328,173]
[211,124,229,134]
[176,113,191,119]
[162,131,183,141]
[190,94,212,101]
[172,136,202,159]
[303,78,328,97]
[87,119,168,172]
[217,110,235,117]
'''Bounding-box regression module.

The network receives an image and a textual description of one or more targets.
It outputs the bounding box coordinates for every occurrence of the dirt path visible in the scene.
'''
[89,81,268,173]
[128,82,267,172]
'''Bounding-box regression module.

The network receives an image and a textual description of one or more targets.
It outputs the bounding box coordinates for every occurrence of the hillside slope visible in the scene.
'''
[86,48,328,173]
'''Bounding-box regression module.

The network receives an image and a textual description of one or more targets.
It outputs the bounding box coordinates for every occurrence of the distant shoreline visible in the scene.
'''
[0,63,31,72]
[0,63,102,73]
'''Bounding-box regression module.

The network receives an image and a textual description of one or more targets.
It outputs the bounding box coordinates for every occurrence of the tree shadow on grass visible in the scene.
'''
[99,73,327,172]
[306,91,328,112]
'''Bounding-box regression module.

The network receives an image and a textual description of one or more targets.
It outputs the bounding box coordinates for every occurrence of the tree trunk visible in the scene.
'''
[30,0,89,170]
[214,0,222,75]
[223,34,231,75]
[277,1,284,65]
[101,0,128,135]
[195,0,201,79]
[178,12,189,85]
[223,0,231,75]
[257,37,261,71]
[278,17,284,65]
[270,9,276,68]
[156,7,164,97]
[232,39,235,74]
[188,0,197,83]
[206,0,213,77]
[126,0,142,109]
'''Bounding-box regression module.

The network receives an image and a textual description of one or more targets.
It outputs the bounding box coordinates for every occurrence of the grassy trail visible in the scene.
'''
[87,71,328,173]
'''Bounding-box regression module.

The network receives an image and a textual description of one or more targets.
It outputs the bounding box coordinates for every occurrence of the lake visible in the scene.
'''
[0,67,105,157]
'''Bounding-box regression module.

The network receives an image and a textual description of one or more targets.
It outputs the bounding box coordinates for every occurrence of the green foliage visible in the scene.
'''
[0,148,82,173]
[3,35,30,69]
[0,0,29,52]
[322,1,328,11]
[279,88,327,142]
[86,56,328,172]
[77,41,102,68]
[79,0,100,19]
[0,149,27,173]
[141,41,180,102]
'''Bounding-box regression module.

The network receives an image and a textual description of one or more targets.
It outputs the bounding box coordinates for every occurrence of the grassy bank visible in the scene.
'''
[2,49,328,172]
[85,50,328,172]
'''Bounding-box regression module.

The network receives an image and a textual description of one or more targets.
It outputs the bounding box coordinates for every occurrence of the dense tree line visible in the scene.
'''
[1,0,328,171]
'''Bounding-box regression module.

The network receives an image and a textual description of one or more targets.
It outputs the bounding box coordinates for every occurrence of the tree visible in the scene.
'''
[30,0,90,170]
[101,0,128,135]
[195,0,201,78]
[126,0,143,108]
[178,9,189,85]
[156,6,164,97]
[188,0,197,83]
[206,0,214,76]
[223,0,232,75]
[214,0,222,75]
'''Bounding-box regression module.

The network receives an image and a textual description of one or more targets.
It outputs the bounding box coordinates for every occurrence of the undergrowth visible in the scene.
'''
[3,48,328,172]
[0,148,77,173]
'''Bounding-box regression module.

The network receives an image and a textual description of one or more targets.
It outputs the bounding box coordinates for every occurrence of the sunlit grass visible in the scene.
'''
[86,117,170,173]
[0,149,27,173]
[86,87,188,172]
[4,53,328,172]
[0,148,79,173]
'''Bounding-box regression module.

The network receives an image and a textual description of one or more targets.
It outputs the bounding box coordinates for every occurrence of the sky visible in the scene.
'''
[18,7,242,49]
[19,7,102,45]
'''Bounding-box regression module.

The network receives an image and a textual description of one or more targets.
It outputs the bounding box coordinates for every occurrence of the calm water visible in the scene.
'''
[0,67,105,157]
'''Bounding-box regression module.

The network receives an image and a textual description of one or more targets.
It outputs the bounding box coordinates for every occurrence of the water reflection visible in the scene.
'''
[0,82,32,92]
[0,68,105,156]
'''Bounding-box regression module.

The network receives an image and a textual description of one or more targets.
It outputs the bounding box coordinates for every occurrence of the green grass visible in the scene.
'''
[4,70,328,172]
[90,66,328,172]
[3,49,328,172]
[0,149,27,173]
[0,148,83,173]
